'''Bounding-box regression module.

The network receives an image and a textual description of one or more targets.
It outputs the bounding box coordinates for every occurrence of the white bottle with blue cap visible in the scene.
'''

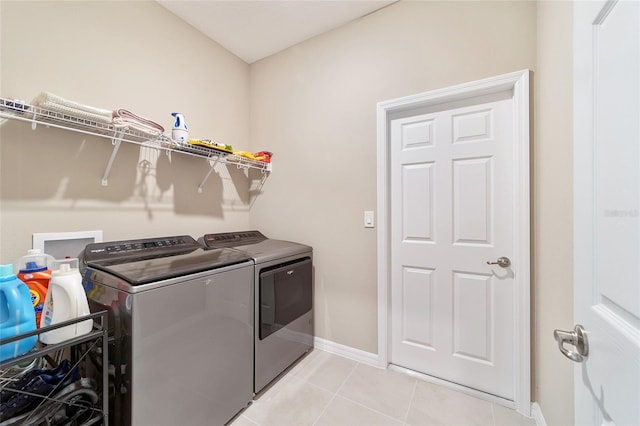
[171,112,188,145]
[39,258,92,344]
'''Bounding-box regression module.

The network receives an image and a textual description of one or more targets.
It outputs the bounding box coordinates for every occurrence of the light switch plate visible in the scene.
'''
[364,211,375,228]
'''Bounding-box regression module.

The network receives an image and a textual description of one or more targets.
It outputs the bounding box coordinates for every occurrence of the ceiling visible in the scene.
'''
[156,1,396,64]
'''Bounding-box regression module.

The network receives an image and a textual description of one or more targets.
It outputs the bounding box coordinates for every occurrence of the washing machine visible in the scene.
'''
[200,231,313,394]
[80,235,253,426]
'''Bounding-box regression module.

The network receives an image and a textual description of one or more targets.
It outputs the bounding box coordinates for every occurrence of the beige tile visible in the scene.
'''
[291,350,357,392]
[315,395,404,426]
[231,349,533,426]
[286,348,319,373]
[493,404,536,426]
[242,375,333,426]
[228,414,259,426]
[406,381,494,426]
[337,363,417,421]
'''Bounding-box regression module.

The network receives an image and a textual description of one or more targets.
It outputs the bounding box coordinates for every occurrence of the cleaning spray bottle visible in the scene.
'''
[0,264,37,361]
[16,249,55,328]
[171,112,188,144]
[40,258,92,344]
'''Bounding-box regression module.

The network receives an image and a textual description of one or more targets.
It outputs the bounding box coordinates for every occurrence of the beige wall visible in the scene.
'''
[535,1,574,425]
[249,0,536,357]
[0,1,251,263]
[1,1,575,424]
[249,1,574,423]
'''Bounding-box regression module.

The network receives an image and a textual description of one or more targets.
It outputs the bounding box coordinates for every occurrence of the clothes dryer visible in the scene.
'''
[200,231,313,394]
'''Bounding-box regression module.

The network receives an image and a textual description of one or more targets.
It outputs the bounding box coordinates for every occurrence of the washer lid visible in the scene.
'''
[233,239,311,263]
[81,235,250,285]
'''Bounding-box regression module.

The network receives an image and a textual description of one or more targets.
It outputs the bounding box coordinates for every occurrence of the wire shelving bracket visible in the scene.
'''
[101,129,125,186]
[198,156,222,193]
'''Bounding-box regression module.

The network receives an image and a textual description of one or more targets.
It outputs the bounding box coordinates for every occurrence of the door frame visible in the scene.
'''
[376,69,531,416]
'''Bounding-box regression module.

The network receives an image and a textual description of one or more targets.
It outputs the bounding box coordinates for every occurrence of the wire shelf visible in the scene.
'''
[0,97,272,180]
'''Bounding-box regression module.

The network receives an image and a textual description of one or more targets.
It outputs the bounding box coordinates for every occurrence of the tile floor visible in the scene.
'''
[230,349,537,426]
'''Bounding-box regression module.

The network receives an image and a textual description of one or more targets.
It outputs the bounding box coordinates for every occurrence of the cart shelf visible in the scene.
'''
[0,311,109,426]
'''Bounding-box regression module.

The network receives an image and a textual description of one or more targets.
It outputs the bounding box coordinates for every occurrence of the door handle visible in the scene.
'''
[486,257,511,268]
[554,324,588,363]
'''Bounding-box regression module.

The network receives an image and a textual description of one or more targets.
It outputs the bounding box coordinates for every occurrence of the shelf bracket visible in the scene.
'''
[197,156,221,193]
[236,163,249,171]
[31,111,38,130]
[101,130,125,186]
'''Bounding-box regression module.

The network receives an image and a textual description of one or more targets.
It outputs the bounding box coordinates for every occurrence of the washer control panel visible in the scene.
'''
[202,231,266,248]
[83,235,198,262]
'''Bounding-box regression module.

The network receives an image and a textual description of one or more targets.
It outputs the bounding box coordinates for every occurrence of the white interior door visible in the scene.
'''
[389,90,517,400]
[573,0,640,424]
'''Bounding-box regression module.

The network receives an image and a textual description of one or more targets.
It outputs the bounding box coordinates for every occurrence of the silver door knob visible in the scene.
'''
[554,324,588,363]
[486,257,511,268]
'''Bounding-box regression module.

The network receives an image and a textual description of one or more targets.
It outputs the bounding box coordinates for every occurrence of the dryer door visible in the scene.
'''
[259,257,312,340]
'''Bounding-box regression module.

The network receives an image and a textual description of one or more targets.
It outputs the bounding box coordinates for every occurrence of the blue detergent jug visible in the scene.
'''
[0,264,37,362]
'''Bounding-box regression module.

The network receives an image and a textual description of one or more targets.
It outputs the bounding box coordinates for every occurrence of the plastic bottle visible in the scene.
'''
[171,112,188,144]
[0,264,37,362]
[40,258,92,344]
[16,249,55,328]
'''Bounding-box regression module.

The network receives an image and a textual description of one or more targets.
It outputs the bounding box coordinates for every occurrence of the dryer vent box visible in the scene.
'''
[33,231,103,260]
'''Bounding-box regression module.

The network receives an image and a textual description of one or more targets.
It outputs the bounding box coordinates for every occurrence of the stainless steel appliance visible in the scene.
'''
[200,231,313,394]
[80,236,253,426]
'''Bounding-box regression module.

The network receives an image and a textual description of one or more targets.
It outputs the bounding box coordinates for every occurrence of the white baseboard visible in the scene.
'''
[313,336,382,368]
[531,402,547,426]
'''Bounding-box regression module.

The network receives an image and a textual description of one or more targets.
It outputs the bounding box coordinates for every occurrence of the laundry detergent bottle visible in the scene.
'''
[16,249,54,328]
[0,264,37,362]
[171,112,188,144]
[40,258,92,344]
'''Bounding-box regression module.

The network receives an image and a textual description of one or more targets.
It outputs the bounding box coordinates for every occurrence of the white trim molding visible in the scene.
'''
[376,70,531,416]
[531,402,548,426]
[313,336,380,368]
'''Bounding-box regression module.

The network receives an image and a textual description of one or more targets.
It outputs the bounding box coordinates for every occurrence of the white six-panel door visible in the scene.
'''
[390,91,516,400]
[573,0,640,424]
